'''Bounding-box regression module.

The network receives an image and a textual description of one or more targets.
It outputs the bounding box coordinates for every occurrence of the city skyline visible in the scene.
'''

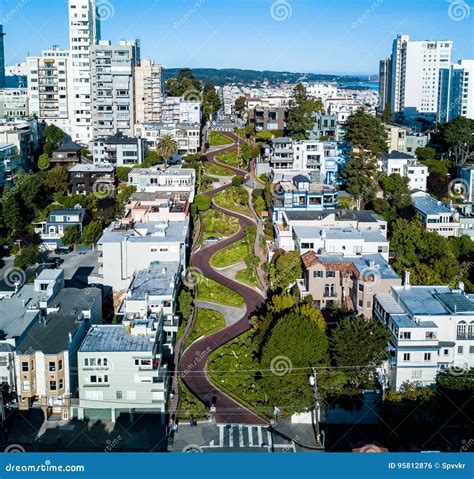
[1,0,473,74]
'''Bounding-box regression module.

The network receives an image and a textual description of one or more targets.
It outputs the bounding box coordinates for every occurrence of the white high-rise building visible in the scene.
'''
[390,35,452,120]
[68,0,101,144]
[134,59,165,124]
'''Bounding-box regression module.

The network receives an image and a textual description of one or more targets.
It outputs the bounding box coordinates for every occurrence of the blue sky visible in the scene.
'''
[1,0,473,74]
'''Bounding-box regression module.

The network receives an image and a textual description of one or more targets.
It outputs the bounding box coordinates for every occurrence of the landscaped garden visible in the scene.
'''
[216,151,247,170]
[236,266,261,289]
[210,240,248,268]
[184,308,226,348]
[195,272,244,307]
[177,379,209,420]
[209,130,233,146]
[214,186,251,217]
[203,161,233,177]
[201,210,240,240]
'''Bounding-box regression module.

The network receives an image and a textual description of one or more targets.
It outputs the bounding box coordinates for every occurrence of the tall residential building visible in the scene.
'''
[27,46,71,131]
[134,59,165,123]
[378,58,392,114]
[389,34,452,120]
[90,40,137,138]
[438,60,474,123]
[0,25,5,89]
[68,0,101,144]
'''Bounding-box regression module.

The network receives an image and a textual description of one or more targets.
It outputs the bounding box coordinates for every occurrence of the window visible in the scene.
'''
[22,380,30,392]
[58,360,63,370]
[458,346,463,354]
[116,391,123,400]
[411,370,422,379]
[400,332,411,340]
[424,353,431,361]
[469,346,474,354]
[313,271,323,278]
[326,271,336,278]
[50,381,57,391]
[90,375,97,383]
[403,353,411,361]
[48,362,56,372]
[425,331,436,340]
[457,321,467,338]
[59,379,63,389]
[21,362,29,372]
[358,284,364,292]
[443,349,449,356]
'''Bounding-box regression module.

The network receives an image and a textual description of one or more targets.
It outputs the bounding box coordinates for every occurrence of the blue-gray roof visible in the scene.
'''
[80,325,155,353]
[412,193,453,216]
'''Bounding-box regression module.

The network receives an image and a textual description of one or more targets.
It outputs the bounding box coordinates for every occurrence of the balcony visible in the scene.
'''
[457,333,474,340]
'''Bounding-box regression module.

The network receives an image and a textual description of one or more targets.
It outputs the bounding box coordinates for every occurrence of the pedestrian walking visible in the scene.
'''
[189,416,194,427]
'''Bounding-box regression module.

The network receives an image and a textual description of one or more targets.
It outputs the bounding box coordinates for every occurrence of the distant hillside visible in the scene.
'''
[163,68,369,86]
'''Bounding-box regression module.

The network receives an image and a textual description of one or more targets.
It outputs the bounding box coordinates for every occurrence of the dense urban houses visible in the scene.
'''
[248,105,288,131]
[34,205,87,250]
[274,209,387,251]
[134,122,201,156]
[299,251,400,317]
[51,141,83,166]
[385,124,429,155]
[0,142,23,185]
[92,133,146,167]
[159,97,202,124]
[69,163,116,196]
[378,150,428,191]
[0,88,29,118]
[15,283,102,419]
[94,218,189,292]
[271,172,339,221]
[374,278,474,389]
[411,191,461,237]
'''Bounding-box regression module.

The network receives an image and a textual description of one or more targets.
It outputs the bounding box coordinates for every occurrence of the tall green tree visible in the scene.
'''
[342,151,378,209]
[381,102,392,123]
[234,96,246,118]
[202,83,221,121]
[345,108,388,155]
[269,249,302,291]
[166,68,201,96]
[61,225,81,247]
[286,83,320,140]
[43,124,65,146]
[156,134,178,165]
[441,116,474,166]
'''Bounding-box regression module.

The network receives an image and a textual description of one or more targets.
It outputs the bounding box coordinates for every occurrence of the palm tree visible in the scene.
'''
[156,134,178,167]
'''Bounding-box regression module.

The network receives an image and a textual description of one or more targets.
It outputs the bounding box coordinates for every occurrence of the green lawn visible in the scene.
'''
[214,186,251,217]
[210,241,248,268]
[236,267,261,289]
[216,151,247,170]
[208,330,268,417]
[203,161,233,177]
[201,210,240,239]
[209,130,234,146]
[195,272,244,307]
[185,308,226,347]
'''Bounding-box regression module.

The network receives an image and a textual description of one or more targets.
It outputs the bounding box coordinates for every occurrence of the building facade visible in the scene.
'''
[69,163,115,195]
[378,150,428,191]
[134,59,164,124]
[0,88,29,118]
[92,133,146,167]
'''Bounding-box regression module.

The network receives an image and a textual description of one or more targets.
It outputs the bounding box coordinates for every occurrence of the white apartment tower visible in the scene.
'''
[390,35,452,120]
[68,0,101,144]
[134,59,165,124]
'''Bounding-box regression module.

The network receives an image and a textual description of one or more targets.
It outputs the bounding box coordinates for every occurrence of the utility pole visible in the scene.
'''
[309,367,322,447]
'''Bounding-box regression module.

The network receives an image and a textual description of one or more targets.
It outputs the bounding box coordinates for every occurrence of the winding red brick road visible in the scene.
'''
[179,134,267,425]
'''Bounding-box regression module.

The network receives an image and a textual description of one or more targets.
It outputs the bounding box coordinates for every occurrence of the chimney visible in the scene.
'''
[68,332,73,344]
[404,271,410,290]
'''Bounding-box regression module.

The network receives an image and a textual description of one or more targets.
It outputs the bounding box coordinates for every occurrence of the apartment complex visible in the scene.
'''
[378,150,428,191]
[92,133,146,166]
[0,88,29,118]
[0,142,23,185]
[388,35,452,120]
[0,118,39,167]
[160,97,201,124]
[69,163,115,196]
[300,251,400,317]
[385,124,429,155]
[134,59,165,124]
[374,281,474,389]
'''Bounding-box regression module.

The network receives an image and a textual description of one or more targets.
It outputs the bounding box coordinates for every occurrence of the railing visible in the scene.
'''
[457,333,474,340]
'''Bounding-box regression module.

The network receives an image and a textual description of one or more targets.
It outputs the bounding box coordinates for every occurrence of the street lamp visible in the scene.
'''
[309,369,322,447]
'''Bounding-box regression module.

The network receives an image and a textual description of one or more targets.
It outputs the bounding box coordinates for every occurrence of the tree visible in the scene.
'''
[441,116,474,166]
[345,108,388,155]
[17,172,49,211]
[260,310,329,414]
[381,102,392,123]
[286,83,319,140]
[61,225,80,247]
[38,153,51,171]
[194,194,212,212]
[231,175,244,187]
[81,220,104,246]
[1,191,24,233]
[269,249,302,291]
[178,288,193,320]
[202,83,221,121]
[45,165,69,194]
[43,124,64,146]
[14,245,40,269]
[115,167,131,183]
[143,150,163,168]
[234,96,246,118]
[330,317,390,387]
[415,147,436,162]
[342,151,378,209]
[156,134,178,165]
[379,173,411,210]
[166,68,201,97]
[337,194,356,210]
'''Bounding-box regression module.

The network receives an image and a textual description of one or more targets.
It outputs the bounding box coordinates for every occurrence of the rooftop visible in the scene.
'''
[129,166,195,177]
[54,141,83,153]
[284,209,384,223]
[80,324,155,353]
[411,192,454,216]
[69,164,114,173]
[94,132,140,145]
[293,225,387,243]
[381,150,415,160]
[128,261,180,300]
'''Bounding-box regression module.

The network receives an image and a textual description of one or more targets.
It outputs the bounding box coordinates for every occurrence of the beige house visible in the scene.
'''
[299,251,401,317]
